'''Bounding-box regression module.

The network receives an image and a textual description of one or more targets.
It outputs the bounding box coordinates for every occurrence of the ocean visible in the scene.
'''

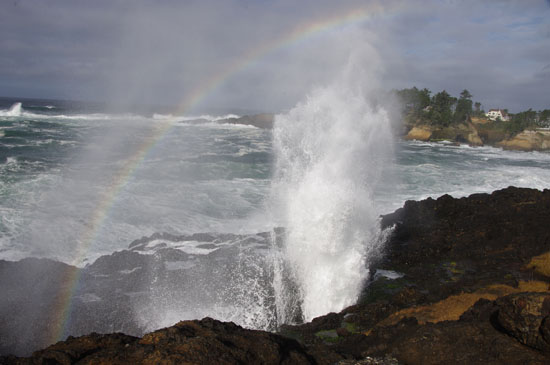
[1,95,550,343]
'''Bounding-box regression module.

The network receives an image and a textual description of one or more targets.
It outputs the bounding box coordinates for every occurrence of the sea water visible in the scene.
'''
[1,97,550,332]
[0,98,272,265]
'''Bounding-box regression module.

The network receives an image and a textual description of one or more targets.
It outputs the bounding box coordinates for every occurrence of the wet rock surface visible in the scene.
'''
[285,186,550,364]
[220,113,275,129]
[2,186,550,364]
[0,318,316,365]
[496,292,550,352]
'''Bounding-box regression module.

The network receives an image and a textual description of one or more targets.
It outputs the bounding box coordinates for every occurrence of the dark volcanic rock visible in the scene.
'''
[0,258,78,356]
[378,186,550,300]
[496,292,550,352]
[354,299,549,364]
[288,187,550,364]
[1,318,317,365]
[221,113,274,129]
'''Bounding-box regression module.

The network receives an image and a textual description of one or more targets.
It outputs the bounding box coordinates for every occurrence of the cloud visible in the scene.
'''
[0,0,548,112]
[375,0,550,111]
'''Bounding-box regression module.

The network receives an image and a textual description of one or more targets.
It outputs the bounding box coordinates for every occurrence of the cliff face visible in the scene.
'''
[3,187,550,364]
[404,122,483,146]
[404,115,550,151]
[498,130,550,151]
[404,126,432,141]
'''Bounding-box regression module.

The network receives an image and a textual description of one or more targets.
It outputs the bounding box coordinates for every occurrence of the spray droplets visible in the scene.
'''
[271,58,393,321]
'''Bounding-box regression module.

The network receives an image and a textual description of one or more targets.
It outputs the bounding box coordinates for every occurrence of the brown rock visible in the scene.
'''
[404,126,432,141]
[358,299,549,365]
[498,130,550,151]
[464,122,483,146]
[496,292,550,351]
[1,318,318,364]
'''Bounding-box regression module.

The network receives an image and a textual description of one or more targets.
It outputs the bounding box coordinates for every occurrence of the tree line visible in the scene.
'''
[395,87,550,131]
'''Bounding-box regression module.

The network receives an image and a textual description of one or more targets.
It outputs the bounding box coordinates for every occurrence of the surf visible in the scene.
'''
[0,102,23,117]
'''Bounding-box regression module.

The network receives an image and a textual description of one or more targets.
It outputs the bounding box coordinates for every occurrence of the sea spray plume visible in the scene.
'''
[272,47,393,321]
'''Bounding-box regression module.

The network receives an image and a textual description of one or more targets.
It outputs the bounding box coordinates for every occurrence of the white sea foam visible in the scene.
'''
[28,105,56,110]
[142,239,220,255]
[77,293,102,303]
[374,269,404,280]
[0,106,143,122]
[153,113,240,122]
[0,102,22,117]
[181,114,240,121]
[175,121,257,129]
[164,260,196,270]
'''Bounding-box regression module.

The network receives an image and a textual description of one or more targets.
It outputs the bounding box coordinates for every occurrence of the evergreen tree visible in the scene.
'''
[396,87,431,114]
[539,109,550,127]
[474,102,482,116]
[506,109,537,135]
[418,88,431,110]
[430,90,455,126]
[453,89,473,123]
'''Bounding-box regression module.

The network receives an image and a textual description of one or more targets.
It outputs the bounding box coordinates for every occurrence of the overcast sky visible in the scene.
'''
[1,0,549,113]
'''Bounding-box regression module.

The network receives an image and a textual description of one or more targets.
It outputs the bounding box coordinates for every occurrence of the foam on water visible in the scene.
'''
[0,103,141,122]
[8,102,21,116]
[153,113,240,122]
[175,121,258,129]
[2,96,550,342]
[271,62,393,321]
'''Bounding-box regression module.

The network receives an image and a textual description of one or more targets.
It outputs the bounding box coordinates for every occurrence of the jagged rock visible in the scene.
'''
[498,130,550,151]
[496,292,550,351]
[404,125,432,141]
[288,187,550,364]
[404,122,483,146]
[337,356,401,365]
[1,318,318,365]
[0,258,79,356]
[221,114,274,129]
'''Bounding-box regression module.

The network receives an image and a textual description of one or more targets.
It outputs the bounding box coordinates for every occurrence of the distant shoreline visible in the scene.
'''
[403,119,550,152]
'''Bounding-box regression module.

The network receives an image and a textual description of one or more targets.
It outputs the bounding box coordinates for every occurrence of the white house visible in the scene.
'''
[486,109,510,121]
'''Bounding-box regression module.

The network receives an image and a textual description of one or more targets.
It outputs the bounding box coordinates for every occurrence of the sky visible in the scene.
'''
[0,0,549,113]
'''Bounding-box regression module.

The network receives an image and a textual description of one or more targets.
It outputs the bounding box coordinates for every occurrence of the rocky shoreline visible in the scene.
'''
[221,114,550,152]
[221,113,275,129]
[404,121,550,151]
[2,186,550,364]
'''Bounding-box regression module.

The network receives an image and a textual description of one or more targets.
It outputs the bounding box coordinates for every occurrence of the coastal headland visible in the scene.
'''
[225,110,550,151]
[397,87,550,151]
[404,120,550,151]
[2,186,550,364]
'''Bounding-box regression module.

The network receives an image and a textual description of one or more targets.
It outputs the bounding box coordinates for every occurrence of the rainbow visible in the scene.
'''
[49,3,393,343]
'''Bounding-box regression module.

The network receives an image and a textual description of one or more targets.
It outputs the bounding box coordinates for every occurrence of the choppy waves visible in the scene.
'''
[1,98,550,338]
